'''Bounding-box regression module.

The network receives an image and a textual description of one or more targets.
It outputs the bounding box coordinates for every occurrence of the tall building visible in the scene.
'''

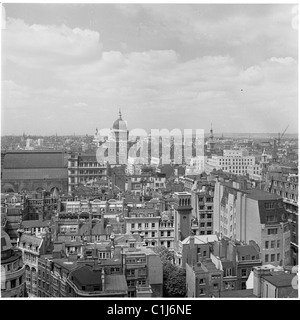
[1,228,26,297]
[206,124,217,154]
[190,182,214,235]
[264,163,298,265]
[67,153,108,194]
[17,227,53,297]
[214,179,291,267]
[173,192,193,241]
[205,149,256,175]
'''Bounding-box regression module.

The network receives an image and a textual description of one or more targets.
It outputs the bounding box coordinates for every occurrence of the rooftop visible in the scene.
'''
[246,189,282,201]
[220,289,256,298]
[3,151,68,169]
[262,273,296,288]
[181,234,218,245]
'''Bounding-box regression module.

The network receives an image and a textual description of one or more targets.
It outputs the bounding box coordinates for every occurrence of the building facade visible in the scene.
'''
[214,179,291,267]
[1,228,26,297]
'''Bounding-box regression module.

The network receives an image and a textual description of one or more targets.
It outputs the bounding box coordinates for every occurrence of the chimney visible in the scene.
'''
[101,268,105,291]
[189,235,196,266]
[253,266,271,297]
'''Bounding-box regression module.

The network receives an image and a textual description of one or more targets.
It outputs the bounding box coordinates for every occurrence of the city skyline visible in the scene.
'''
[1,3,298,135]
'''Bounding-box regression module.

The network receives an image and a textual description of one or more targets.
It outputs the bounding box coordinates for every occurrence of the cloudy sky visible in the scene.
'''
[1,2,298,135]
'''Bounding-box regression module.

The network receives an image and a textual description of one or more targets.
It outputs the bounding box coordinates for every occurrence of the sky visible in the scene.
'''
[1,2,298,135]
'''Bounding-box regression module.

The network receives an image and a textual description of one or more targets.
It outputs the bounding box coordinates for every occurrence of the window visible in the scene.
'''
[277,253,280,261]
[200,214,205,219]
[207,231,212,235]
[241,269,247,277]
[11,279,16,288]
[207,214,212,219]
[199,278,205,285]
[271,241,275,249]
[151,223,155,228]
[203,250,207,257]
[277,240,280,248]
[265,202,275,209]
[145,223,149,229]
[267,228,278,235]
[131,223,135,230]
[241,282,247,290]
[151,232,155,237]
[200,223,205,227]
[199,206,205,210]
[213,283,218,290]
[167,241,171,248]
[207,222,212,227]
[167,231,171,237]
[160,231,164,237]
[265,254,269,262]
[265,241,269,249]
[266,215,277,222]
[138,223,142,229]
[199,288,205,295]
[271,254,275,262]
[207,206,212,210]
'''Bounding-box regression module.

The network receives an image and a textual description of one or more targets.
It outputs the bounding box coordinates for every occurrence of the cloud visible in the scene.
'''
[2,18,103,68]
[1,13,298,135]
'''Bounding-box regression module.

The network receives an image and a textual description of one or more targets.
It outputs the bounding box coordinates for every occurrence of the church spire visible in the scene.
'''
[119,108,122,120]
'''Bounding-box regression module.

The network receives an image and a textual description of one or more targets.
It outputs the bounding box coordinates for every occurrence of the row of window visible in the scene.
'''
[3,260,20,272]
[131,222,156,229]
[199,206,213,210]
[265,253,281,263]
[198,197,213,203]
[199,222,212,228]
[3,276,24,290]
[265,240,280,249]
[200,213,212,219]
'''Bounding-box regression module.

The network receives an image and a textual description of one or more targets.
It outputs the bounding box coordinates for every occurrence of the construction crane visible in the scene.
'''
[272,124,289,163]
[277,125,289,147]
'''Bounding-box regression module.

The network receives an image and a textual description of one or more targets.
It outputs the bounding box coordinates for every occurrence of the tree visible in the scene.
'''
[153,245,175,263]
[153,246,186,297]
[163,261,186,297]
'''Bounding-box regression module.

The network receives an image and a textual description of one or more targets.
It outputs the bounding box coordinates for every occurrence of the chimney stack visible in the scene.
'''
[101,268,105,291]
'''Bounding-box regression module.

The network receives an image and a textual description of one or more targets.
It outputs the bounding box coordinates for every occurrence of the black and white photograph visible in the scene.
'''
[0,1,298,303]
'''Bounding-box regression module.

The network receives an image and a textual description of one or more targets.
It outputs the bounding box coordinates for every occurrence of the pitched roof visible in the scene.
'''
[236,245,259,258]
[246,189,282,201]
[70,265,102,287]
[21,220,51,228]
[3,151,68,169]
[182,234,218,245]
[19,233,43,247]
[262,273,296,288]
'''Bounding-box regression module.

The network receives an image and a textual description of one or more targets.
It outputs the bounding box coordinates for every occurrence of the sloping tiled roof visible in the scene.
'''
[2,168,68,180]
[3,152,68,169]
[70,265,102,286]
[20,233,43,247]
[236,245,259,258]
[21,220,51,228]
[262,273,295,288]
[246,189,282,201]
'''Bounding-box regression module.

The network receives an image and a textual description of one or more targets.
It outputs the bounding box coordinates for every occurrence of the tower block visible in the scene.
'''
[174,192,193,241]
